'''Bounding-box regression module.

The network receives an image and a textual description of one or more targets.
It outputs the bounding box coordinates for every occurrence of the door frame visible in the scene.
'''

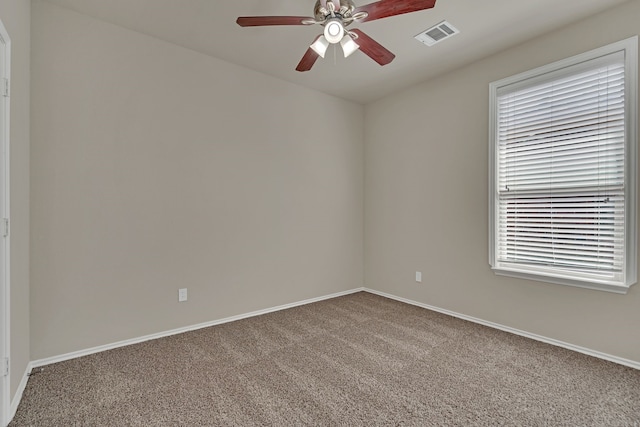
[0,17,10,427]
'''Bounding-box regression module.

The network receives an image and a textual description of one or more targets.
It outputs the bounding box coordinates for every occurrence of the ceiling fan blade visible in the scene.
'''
[236,16,313,27]
[351,29,395,66]
[353,0,436,23]
[296,36,322,72]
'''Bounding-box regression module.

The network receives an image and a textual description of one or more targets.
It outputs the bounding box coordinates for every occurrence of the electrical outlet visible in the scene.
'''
[178,288,188,302]
[416,272,422,283]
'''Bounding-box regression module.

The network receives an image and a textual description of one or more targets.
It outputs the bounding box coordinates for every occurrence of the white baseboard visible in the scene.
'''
[31,287,366,369]
[364,288,640,370]
[7,361,33,426]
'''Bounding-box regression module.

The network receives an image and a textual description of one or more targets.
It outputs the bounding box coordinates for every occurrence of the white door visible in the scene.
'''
[0,19,9,426]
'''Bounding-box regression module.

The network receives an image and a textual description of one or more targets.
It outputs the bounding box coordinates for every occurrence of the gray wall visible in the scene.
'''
[365,0,640,363]
[30,1,364,360]
[25,0,640,372]
[0,0,30,404]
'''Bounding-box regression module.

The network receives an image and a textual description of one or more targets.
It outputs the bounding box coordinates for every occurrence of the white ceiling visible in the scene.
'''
[42,0,629,104]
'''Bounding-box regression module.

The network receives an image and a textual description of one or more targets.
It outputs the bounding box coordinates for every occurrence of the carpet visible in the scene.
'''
[10,292,640,426]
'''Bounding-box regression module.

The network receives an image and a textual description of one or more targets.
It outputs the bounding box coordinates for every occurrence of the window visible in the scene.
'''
[489,37,637,293]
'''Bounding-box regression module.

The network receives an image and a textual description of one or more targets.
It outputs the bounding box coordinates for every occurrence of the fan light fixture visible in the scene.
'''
[310,36,330,58]
[323,18,344,44]
[340,34,359,57]
[311,18,359,59]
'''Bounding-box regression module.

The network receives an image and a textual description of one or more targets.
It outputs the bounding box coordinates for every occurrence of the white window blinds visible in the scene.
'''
[497,52,625,274]
[490,37,637,292]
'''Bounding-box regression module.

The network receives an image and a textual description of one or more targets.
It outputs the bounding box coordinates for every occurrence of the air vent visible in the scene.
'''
[415,21,459,46]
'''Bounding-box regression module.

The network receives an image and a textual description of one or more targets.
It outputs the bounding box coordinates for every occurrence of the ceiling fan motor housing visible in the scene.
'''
[314,0,356,22]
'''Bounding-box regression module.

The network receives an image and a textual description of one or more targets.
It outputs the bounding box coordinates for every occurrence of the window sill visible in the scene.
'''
[491,267,632,294]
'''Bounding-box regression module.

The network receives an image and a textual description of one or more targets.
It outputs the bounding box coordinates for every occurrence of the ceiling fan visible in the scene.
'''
[237,0,437,72]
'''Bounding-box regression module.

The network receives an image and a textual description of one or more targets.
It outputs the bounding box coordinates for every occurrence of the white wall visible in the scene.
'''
[0,0,29,405]
[365,0,640,363]
[30,1,363,360]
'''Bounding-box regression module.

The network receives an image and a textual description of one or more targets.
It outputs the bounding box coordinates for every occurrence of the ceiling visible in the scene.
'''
[42,0,630,104]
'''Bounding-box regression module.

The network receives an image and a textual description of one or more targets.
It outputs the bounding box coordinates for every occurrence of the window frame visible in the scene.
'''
[488,36,638,294]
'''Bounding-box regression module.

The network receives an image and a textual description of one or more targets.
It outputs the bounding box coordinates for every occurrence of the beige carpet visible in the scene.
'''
[10,292,640,426]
